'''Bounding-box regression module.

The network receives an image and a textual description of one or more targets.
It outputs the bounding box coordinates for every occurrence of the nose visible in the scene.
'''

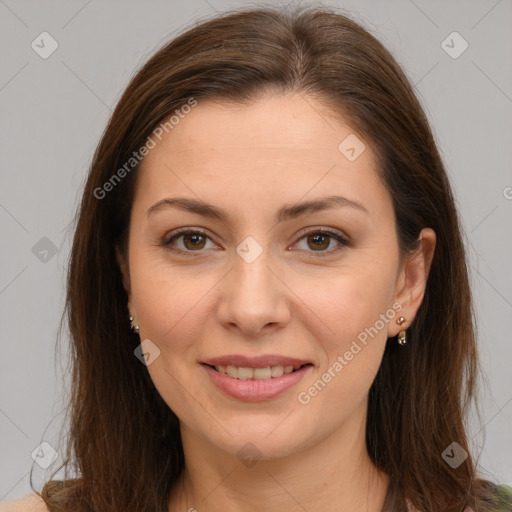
[216,246,291,337]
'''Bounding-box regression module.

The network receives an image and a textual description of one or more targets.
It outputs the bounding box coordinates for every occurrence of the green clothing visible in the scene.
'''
[492,484,512,510]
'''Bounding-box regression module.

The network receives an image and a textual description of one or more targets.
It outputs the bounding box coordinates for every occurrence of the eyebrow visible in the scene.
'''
[145,195,368,223]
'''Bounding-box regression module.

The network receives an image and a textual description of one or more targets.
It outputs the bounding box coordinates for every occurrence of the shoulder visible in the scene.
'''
[0,493,49,512]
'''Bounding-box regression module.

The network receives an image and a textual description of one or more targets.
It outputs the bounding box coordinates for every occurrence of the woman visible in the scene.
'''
[4,5,511,512]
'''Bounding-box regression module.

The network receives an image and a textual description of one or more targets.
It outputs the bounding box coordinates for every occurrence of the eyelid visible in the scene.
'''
[293,226,350,245]
[289,227,351,256]
[161,226,351,256]
[162,227,219,252]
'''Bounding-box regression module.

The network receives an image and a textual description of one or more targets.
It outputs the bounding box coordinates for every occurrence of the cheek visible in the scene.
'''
[128,247,215,359]
[293,264,397,409]
[299,262,397,351]
[129,264,216,419]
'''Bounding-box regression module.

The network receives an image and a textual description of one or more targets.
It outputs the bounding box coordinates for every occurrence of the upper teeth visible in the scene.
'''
[214,364,303,380]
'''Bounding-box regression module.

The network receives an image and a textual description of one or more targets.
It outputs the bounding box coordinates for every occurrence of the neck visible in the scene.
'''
[168,407,390,512]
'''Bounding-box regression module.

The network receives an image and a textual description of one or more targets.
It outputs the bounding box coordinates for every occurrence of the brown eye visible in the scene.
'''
[163,228,349,257]
[307,233,330,251]
[163,229,216,253]
[293,229,350,256]
[182,232,207,250]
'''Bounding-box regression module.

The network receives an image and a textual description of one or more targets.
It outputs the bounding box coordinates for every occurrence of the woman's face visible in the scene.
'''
[117,92,430,461]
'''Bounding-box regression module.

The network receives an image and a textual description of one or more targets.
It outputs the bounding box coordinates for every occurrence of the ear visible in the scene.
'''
[388,227,436,336]
[116,244,133,312]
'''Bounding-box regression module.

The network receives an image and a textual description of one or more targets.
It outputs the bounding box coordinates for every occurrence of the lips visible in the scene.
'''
[201,362,312,401]
[200,354,314,401]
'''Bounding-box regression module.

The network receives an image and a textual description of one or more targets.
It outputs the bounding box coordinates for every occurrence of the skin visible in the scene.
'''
[116,92,436,512]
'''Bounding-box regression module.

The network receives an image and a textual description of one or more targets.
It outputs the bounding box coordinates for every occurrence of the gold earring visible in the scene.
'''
[396,316,407,345]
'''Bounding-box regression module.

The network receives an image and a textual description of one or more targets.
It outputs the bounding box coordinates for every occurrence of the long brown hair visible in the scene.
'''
[33,5,501,511]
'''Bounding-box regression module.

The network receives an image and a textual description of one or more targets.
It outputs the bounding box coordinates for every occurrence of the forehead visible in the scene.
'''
[134,93,388,221]
[150,93,362,153]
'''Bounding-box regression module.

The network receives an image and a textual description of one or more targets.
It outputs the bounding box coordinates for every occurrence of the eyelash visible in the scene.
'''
[161,227,350,258]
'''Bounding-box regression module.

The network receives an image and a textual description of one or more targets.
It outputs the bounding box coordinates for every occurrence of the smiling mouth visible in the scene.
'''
[205,363,312,380]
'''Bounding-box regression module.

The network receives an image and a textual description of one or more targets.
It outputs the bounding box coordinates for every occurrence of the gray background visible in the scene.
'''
[1,0,511,502]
